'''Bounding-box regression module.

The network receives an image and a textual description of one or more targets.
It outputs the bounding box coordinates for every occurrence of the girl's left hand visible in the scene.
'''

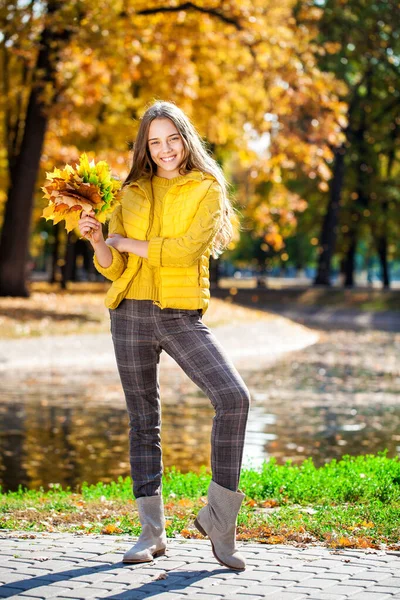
[105,233,128,252]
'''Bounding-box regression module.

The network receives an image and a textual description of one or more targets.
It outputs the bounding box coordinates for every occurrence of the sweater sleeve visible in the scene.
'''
[93,204,128,281]
[147,181,223,268]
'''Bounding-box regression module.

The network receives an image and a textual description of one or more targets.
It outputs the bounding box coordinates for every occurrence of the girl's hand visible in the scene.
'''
[105,233,128,253]
[78,210,104,245]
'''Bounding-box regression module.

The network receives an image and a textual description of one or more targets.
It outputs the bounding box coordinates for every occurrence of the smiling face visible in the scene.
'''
[148,118,186,179]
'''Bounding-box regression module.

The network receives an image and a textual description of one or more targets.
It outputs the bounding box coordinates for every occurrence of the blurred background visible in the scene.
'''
[1,0,400,292]
[0,0,399,494]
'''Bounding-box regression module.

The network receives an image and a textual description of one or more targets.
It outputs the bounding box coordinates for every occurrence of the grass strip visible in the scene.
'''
[1,452,399,549]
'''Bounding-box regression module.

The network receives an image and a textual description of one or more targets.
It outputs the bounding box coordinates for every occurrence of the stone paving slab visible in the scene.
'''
[0,532,400,599]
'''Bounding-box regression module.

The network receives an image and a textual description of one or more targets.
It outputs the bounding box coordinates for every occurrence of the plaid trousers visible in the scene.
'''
[109,299,251,498]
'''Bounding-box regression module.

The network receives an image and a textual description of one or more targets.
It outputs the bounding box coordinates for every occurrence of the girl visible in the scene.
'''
[78,101,251,571]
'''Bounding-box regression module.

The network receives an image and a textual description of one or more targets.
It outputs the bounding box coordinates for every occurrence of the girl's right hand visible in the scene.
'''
[78,210,104,245]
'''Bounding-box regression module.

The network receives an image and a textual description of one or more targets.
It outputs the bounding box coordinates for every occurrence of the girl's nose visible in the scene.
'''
[161,141,172,152]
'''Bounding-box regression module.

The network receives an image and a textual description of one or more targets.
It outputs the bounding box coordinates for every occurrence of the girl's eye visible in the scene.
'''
[150,136,179,145]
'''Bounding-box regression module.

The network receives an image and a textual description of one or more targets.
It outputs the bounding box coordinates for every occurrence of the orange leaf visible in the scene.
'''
[101,524,122,534]
[180,529,192,538]
[246,499,257,507]
[177,498,193,507]
[54,203,69,212]
[337,536,353,547]
[262,499,279,508]
[355,537,370,548]
[267,535,285,544]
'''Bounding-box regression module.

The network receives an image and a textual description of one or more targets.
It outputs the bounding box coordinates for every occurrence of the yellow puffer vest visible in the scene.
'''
[95,170,223,314]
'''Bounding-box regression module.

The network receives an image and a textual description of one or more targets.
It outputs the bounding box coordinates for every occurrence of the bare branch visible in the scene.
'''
[136,2,243,30]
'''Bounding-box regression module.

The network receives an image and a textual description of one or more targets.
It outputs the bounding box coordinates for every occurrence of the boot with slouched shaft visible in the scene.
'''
[122,495,167,563]
[194,480,246,570]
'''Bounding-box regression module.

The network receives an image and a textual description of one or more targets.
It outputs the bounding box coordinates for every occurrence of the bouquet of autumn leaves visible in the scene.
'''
[41,153,121,235]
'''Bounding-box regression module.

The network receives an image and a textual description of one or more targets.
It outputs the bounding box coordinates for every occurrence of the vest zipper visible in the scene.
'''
[141,182,164,309]
[123,187,153,299]
[153,185,167,308]
[137,181,182,309]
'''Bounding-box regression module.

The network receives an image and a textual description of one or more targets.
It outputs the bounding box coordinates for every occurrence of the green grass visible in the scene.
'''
[240,451,400,503]
[1,452,399,549]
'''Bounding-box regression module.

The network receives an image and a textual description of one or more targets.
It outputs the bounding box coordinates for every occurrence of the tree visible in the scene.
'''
[0,1,78,295]
[0,0,345,295]
[295,0,400,286]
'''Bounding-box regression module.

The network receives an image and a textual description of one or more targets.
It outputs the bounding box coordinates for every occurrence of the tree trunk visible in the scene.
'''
[314,145,346,285]
[209,256,220,288]
[0,1,72,297]
[343,230,357,287]
[82,240,93,276]
[0,93,49,295]
[372,121,396,290]
[376,233,390,288]
[342,112,371,288]
[50,223,61,284]
[61,232,77,289]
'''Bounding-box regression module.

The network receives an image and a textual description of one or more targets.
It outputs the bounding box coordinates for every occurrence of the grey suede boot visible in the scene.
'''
[122,495,167,563]
[194,480,246,570]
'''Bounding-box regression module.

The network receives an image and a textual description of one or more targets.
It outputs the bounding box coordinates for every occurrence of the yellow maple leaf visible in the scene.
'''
[64,211,81,233]
[42,205,55,219]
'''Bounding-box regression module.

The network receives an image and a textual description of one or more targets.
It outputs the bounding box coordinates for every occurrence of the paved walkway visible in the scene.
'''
[0,532,400,599]
[211,289,400,332]
[264,306,400,332]
[0,318,319,373]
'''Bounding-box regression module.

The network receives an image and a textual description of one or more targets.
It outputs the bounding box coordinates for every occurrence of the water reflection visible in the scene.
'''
[1,328,399,492]
[0,380,216,493]
[243,328,400,467]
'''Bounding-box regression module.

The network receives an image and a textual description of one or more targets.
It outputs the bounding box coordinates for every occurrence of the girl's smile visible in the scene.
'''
[148,118,185,178]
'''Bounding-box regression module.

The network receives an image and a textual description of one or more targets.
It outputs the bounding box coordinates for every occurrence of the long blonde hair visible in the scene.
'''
[123,100,240,259]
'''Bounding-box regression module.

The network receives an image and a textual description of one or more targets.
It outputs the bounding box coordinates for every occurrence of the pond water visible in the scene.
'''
[1,328,399,493]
